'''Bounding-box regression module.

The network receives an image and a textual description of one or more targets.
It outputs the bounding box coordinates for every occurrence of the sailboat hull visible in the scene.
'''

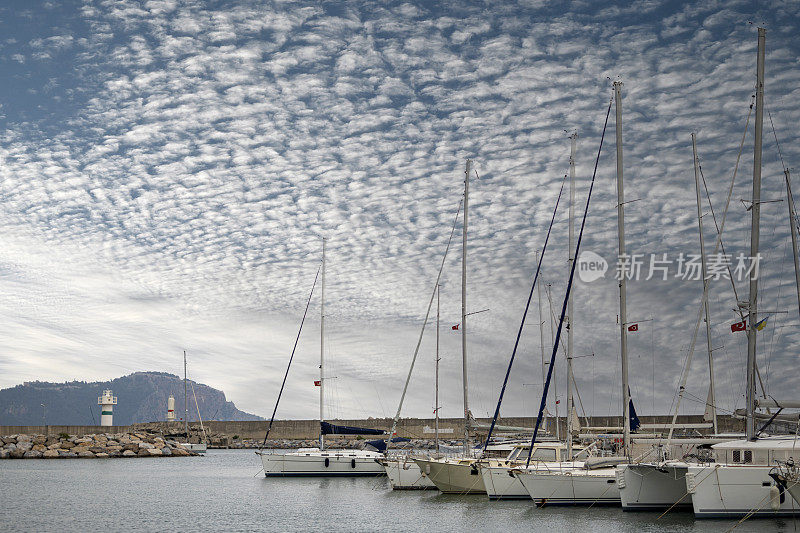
[618,463,692,511]
[516,467,621,506]
[687,464,800,517]
[259,449,385,477]
[381,457,436,489]
[480,463,529,499]
[414,458,486,494]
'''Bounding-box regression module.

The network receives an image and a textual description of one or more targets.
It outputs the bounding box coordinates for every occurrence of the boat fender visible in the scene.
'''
[351,459,356,468]
[324,458,330,467]
[768,473,787,505]
[770,485,781,511]
[425,465,431,475]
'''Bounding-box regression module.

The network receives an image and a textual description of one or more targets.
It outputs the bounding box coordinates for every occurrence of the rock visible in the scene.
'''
[72,446,90,455]
[2,437,16,445]
[60,441,76,450]
[43,450,59,458]
[106,440,119,446]
[32,444,47,452]
[161,447,172,456]
[171,447,189,456]
[146,448,163,456]
[108,451,122,458]
[138,442,154,450]
[10,448,25,459]
[16,434,31,442]
[5,443,16,452]
[122,450,136,457]
[58,450,77,458]
[95,453,110,458]
[0,449,9,459]
[89,447,108,454]
[137,449,150,457]
[123,443,139,453]
[23,450,42,458]
[33,435,47,445]
[106,446,123,452]
[16,441,32,452]
[77,451,95,458]
[47,443,61,450]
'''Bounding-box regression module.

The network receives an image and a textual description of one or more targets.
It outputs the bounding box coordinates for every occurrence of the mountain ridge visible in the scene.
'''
[0,371,264,425]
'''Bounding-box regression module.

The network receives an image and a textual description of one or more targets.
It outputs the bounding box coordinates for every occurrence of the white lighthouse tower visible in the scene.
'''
[98,389,117,426]
[166,395,176,422]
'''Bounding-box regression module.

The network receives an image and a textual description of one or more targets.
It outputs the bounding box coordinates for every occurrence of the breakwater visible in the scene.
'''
[0,432,197,458]
[0,414,748,445]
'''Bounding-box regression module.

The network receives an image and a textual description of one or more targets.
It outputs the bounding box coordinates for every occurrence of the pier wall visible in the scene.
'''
[1,415,746,440]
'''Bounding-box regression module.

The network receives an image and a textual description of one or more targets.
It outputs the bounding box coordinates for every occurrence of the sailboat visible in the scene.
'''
[513,82,628,506]
[257,239,385,476]
[683,27,800,518]
[180,350,207,454]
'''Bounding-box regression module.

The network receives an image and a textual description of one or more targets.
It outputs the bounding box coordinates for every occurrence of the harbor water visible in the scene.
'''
[0,449,796,532]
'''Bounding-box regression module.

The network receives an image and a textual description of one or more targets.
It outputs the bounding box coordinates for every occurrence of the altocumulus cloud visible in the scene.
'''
[0,0,797,421]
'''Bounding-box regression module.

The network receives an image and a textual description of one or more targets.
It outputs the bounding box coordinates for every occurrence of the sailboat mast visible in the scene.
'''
[547,284,560,441]
[435,283,441,455]
[567,132,577,458]
[536,252,546,431]
[613,80,631,456]
[461,159,471,455]
[320,238,326,450]
[785,169,800,316]
[746,27,766,441]
[692,133,718,434]
[184,350,188,438]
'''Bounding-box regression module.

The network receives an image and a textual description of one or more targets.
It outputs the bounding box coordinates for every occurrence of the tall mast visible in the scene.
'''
[547,284,560,441]
[536,251,546,431]
[461,159,471,455]
[435,283,441,456]
[613,80,631,456]
[692,133,718,434]
[785,169,800,317]
[184,350,188,438]
[566,132,577,458]
[320,238,326,450]
[746,28,766,441]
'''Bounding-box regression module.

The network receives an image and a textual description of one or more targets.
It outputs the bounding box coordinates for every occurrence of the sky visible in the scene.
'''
[0,0,798,423]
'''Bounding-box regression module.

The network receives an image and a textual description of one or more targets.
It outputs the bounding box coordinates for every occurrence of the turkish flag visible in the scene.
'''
[452,324,459,330]
[628,324,638,332]
[314,380,321,386]
[731,320,746,332]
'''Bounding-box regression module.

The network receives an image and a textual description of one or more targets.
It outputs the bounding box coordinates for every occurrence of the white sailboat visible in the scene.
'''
[258,239,384,476]
[180,350,207,454]
[514,82,628,507]
[686,27,800,517]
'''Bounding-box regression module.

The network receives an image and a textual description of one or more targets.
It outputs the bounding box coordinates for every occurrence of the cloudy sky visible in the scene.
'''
[0,0,798,424]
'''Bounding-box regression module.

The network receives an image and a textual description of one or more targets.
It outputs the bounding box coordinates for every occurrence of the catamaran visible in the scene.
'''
[257,239,385,476]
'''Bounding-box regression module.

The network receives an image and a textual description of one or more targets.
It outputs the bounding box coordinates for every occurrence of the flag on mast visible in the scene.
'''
[627,324,638,332]
[452,324,459,330]
[730,320,746,332]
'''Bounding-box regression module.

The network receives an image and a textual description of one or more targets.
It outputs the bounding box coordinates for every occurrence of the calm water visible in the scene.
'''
[0,449,798,532]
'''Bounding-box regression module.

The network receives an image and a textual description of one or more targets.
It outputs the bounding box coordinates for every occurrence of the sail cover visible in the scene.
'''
[365,437,410,452]
[320,422,385,436]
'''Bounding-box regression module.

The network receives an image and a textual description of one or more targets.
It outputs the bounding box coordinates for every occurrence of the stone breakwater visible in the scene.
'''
[0,433,198,458]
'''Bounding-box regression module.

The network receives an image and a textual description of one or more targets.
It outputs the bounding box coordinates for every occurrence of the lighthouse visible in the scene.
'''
[167,395,176,422]
[98,389,117,426]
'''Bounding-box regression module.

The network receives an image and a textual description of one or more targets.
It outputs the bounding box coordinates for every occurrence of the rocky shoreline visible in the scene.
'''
[0,432,198,458]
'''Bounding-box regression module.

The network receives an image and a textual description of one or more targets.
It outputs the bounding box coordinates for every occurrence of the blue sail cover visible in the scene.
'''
[320,421,385,436]
[629,398,641,432]
[365,437,411,452]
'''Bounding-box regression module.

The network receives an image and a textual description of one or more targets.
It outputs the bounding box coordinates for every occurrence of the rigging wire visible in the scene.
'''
[480,175,566,452]
[260,266,321,448]
[526,94,614,467]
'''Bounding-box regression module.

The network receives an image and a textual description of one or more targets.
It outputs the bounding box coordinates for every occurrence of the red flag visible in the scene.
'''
[731,320,746,332]
[556,400,560,405]
[314,380,321,386]
[452,324,459,330]
[628,324,638,332]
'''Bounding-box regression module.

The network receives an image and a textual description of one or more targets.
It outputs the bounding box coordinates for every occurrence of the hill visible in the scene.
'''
[0,371,263,425]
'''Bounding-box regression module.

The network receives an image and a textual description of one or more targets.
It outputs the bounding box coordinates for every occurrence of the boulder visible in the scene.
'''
[16,434,31,442]
[138,442,154,450]
[146,448,163,456]
[122,443,139,453]
[88,447,108,454]
[16,441,32,452]
[43,450,60,458]
[95,453,110,458]
[47,443,61,450]
[58,450,77,458]
[5,443,17,452]
[33,435,47,445]
[0,449,9,459]
[32,444,46,452]
[161,447,172,456]
[60,441,76,450]
[72,446,90,455]
[171,447,188,456]
[77,450,95,458]
[10,448,25,459]
[106,440,119,446]
[2,437,16,445]
[108,450,122,458]
[23,450,42,458]
[106,446,123,453]
[137,449,150,457]
[122,450,136,457]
